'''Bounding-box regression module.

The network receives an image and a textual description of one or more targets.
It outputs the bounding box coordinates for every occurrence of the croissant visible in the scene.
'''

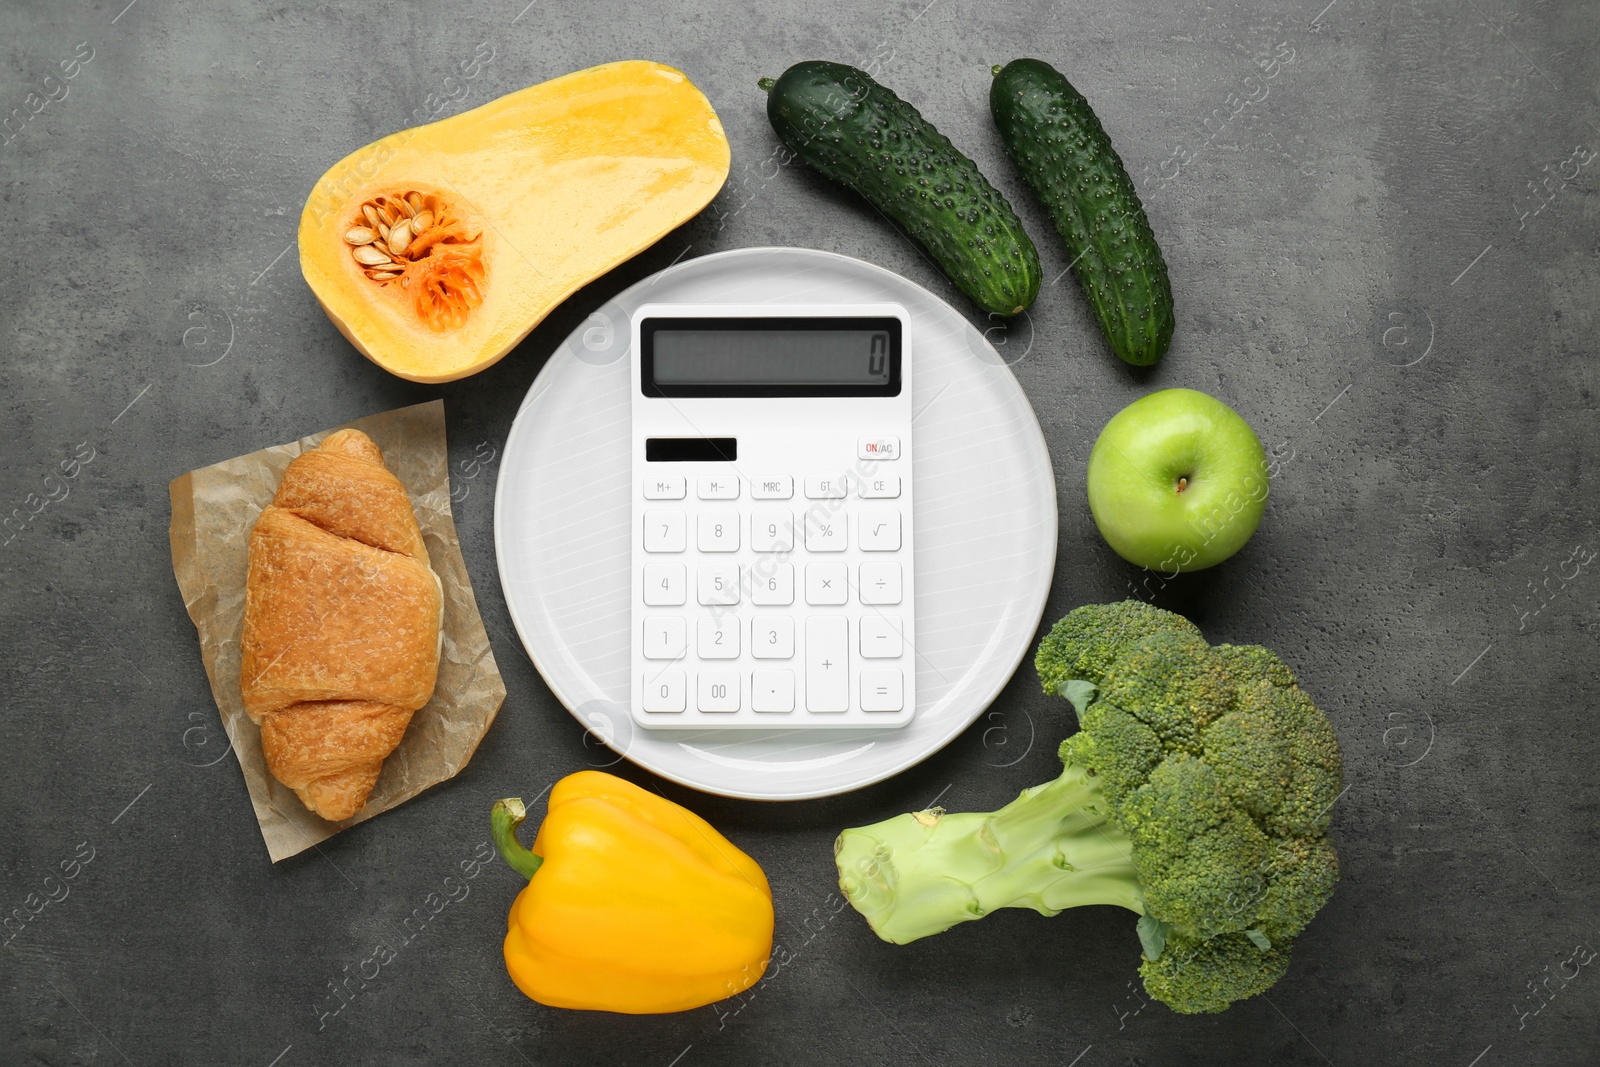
[240,429,442,821]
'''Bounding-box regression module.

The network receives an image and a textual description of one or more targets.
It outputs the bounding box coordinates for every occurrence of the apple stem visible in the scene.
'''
[1176,477,1189,493]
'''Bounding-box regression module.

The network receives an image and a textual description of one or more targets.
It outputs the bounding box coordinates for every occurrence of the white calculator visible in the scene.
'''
[629,303,915,729]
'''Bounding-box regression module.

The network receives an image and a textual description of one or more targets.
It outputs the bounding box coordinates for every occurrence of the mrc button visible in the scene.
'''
[857,436,900,460]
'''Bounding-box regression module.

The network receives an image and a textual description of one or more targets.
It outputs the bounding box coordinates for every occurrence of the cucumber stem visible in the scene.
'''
[757,77,776,93]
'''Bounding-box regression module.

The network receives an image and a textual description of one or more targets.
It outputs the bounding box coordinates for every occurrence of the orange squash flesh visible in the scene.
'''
[299,61,730,383]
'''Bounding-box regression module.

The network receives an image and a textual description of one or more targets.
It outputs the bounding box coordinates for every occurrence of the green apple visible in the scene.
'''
[1086,388,1268,573]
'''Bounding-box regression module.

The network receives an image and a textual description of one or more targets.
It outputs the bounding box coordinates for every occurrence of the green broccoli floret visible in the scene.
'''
[1034,599,1199,696]
[1142,930,1291,1014]
[836,600,1343,1015]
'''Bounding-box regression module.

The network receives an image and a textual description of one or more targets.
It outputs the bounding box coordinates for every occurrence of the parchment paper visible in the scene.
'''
[169,400,505,862]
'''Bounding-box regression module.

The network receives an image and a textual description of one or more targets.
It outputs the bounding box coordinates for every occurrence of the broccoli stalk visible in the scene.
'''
[834,601,1344,1015]
[837,763,1143,945]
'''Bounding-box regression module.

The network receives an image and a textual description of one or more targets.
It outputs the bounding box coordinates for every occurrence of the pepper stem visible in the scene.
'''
[757,77,776,92]
[491,797,544,881]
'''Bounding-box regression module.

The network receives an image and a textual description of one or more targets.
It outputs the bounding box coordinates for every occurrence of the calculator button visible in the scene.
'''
[698,476,739,500]
[643,474,686,499]
[858,436,900,460]
[805,562,848,606]
[643,564,686,606]
[643,510,686,553]
[750,562,795,605]
[751,670,795,713]
[858,510,901,551]
[697,615,740,658]
[698,509,740,552]
[642,617,687,660]
[751,616,795,659]
[697,563,741,606]
[860,615,903,658]
[696,671,740,713]
[804,475,848,499]
[859,562,902,605]
[804,510,847,552]
[751,510,794,552]
[860,474,901,499]
[641,669,686,713]
[805,616,849,712]
[752,476,793,500]
[860,669,904,712]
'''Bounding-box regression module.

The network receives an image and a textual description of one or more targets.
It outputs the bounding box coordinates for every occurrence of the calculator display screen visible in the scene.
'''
[641,316,902,397]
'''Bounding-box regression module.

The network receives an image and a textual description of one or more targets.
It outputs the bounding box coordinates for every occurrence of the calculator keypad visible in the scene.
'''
[860,669,904,712]
[644,474,687,499]
[697,671,740,712]
[858,561,902,605]
[804,616,850,712]
[643,564,686,606]
[641,669,686,713]
[751,670,794,712]
[804,510,847,552]
[697,510,740,551]
[633,467,912,725]
[643,617,687,660]
[804,475,847,499]
[805,562,848,605]
[860,473,900,499]
[751,476,793,500]
[859,615,903,658]
[750,562,794,605]
[697,615,740,658]
[857,510,901,551]
[751,510,794,552]
[643,510,686,552]
[751,616,795,658]
[697,564,739,605]
[698,476,739,500]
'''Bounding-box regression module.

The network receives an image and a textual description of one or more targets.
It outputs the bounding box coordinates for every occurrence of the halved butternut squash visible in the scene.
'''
[299,61,730,383]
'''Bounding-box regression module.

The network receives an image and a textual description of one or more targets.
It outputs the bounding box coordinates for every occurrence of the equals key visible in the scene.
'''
[860,669,903,712]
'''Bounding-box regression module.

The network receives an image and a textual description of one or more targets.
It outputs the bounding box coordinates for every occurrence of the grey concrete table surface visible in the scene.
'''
[2,0,1596,1064]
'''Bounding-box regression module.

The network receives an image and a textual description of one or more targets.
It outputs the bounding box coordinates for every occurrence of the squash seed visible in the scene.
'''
[346,190,483,326]
[387,220,413,255]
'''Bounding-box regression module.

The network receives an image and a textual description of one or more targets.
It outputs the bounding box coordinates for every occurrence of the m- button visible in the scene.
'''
[698,476,739,500]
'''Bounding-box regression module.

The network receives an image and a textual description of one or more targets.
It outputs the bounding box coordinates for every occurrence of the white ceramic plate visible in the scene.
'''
[494,247,1057,800]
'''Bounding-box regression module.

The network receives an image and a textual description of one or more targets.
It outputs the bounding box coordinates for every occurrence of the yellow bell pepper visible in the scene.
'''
[491,771,774,1013]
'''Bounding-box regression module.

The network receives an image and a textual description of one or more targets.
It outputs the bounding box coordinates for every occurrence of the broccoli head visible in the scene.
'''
[1035,599,1200,696]
[835,600,1343,1015]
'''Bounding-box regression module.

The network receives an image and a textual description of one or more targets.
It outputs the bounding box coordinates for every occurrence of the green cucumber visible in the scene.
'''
[990,58,1174,366]
[760,61,1041,316]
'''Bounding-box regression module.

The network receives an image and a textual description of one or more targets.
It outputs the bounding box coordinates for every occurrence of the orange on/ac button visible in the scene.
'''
[858,436,900,460]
